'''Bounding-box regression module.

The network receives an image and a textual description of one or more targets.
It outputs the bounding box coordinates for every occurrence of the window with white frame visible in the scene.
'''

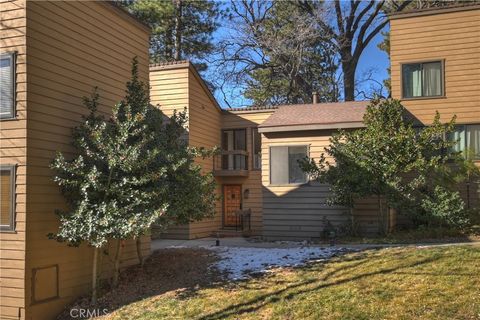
[0,52,16,119]
[270,146,308,184]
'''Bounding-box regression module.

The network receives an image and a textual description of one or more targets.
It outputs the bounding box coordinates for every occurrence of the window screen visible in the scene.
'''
[270,146,308,184]
[1,165,15,231]
[402,61,442,98]
[0,52,15,119]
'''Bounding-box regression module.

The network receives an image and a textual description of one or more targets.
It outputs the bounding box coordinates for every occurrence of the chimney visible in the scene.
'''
[312,92,319,104]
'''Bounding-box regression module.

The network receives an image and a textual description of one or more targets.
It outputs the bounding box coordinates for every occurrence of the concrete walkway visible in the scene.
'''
[151,237,480,252]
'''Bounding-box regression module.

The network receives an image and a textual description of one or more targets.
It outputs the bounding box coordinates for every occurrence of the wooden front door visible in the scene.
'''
[223,185,242,227]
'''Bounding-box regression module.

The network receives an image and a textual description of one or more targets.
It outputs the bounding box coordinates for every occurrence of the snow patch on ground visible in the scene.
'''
[205,246,349,280]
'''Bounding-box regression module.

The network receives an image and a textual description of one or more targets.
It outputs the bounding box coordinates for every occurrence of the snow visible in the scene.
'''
[205,246,349,280]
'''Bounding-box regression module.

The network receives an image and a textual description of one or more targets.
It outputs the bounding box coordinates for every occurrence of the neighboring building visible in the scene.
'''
[1,2,150,319]
[152,4,480,241]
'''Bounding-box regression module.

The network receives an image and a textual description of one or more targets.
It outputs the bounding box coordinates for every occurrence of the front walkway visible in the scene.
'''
[151,237,480,252]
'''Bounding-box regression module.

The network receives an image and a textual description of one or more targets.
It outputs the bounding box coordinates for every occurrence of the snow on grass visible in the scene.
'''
[205,246,350,280]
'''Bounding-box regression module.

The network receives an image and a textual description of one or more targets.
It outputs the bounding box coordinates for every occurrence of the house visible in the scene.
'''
[152,4,480,241]
[1,2,151,319]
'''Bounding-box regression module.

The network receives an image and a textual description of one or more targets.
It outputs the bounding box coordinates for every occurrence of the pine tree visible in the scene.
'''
[50,58,217,303]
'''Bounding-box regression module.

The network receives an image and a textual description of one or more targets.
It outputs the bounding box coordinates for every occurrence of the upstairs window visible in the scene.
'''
[252,128,261,170]
[447,125,480,160]
[0,52,16,119]
[402,61,443,99]
[1,165,15,231]
[222,129,247,170]
[270,146,308,185]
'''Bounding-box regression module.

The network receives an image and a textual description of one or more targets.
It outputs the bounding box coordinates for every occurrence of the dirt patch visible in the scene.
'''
[57,248,221,319]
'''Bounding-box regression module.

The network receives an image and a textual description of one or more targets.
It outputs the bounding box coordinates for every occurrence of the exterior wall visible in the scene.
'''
[22,2,150,319]
[390,7,480,124]
[149,64,190,239]
[0,1,27,319]
[261,130,382,240]
[187,68,222,238]
[221,110,274,235]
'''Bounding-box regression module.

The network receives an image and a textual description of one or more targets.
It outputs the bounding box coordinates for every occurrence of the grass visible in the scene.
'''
[96,245,480,320]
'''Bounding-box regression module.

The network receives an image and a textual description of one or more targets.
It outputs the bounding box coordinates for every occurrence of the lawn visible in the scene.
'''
[89,245,480,320]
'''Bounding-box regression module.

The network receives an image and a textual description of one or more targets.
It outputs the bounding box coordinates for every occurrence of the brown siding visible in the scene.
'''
[390,8,480,124]
[220,110,274,235]
[149,65,190,239]
[0,1,27,319]
[261,130,382,240]
[23,2,150,319]
[187,68,223,238]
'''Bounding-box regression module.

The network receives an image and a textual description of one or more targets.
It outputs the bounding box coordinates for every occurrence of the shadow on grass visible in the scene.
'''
[197,254,441,320]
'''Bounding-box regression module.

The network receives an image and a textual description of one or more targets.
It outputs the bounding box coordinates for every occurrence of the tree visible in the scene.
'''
[50,59,217,303]
[215,0,339,106]
[120,0,221,69]
[301,99,476,234]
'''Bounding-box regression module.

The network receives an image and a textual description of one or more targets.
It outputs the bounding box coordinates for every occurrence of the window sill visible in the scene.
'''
[401,95,446,101]
[0,229,17,233]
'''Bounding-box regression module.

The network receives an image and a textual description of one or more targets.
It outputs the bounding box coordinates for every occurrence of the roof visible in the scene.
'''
[258,101,369,133]
[223,106,279,113]
[389,3,480,20]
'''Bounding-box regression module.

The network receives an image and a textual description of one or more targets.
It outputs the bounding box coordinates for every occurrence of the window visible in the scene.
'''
[447,125,480,160]
[222,129,247,170]
[270,146,308,184]
[252,128,261,170]
[402,61,443,98]
[0,52,16,119]
[1,165,15,231]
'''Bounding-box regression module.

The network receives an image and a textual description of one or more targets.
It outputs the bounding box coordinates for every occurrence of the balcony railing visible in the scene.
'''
[213,150,249,176]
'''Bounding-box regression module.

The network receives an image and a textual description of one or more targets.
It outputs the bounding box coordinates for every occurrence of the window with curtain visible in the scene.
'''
[447,125,480,160]
[402,61,443,98]
[270,146,308,184]
[1,165,15,231]
[0,52,16,119]
[222,129,247,170]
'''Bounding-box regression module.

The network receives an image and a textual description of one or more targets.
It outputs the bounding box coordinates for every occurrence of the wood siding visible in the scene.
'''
[0,1,27,319]
[221,110,274,235]
[149,64,190,239]
[261,130,382,240]
[187,67,222,238]
[390,8,480,124]
[21,2,150,319]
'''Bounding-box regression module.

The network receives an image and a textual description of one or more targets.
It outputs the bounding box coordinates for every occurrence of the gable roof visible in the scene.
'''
[258,101,369,133]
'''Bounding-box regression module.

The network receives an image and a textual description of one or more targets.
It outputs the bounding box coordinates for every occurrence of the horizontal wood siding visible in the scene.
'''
[24,2,150,319]
[390,8,480,124]
[0,1,27,319]
[187,68,222,238]
[149,66,190,239]
[262,130,382,240]
[220,110,274,235]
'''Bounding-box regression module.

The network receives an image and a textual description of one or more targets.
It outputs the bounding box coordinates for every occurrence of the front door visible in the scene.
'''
[223,185,242,227]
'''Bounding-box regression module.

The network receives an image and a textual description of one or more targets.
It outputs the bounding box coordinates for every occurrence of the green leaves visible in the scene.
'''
[50,58,217,248]
[301,98,477,230]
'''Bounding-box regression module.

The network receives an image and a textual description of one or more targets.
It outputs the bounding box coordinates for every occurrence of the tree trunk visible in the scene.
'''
[136,237,144,267]
[91,247,99,305]
[342,61,355,101]
[174,0,183,60]
[112,240,123,288]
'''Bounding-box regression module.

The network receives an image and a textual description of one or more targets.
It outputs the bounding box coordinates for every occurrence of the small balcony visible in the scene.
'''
[213,150,249,177]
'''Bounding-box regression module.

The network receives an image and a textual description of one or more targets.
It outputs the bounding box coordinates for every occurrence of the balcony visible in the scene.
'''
[213,150,249,177]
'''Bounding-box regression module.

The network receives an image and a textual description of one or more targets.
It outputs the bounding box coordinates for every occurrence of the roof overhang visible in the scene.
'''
[258,121,365,133]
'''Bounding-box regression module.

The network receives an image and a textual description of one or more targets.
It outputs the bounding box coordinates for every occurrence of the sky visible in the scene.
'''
[208,6,391,109]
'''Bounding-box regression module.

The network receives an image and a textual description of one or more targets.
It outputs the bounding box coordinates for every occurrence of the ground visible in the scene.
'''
[60,243,480,320]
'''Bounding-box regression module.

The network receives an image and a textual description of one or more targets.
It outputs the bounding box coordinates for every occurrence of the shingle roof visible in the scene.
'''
[258,101,369,132]
[224,106,279,112]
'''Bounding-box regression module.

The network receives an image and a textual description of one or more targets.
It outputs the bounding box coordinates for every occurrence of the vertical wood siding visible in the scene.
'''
[23,2,150,319]
[390,8,480,124]
[0,1,27,318]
